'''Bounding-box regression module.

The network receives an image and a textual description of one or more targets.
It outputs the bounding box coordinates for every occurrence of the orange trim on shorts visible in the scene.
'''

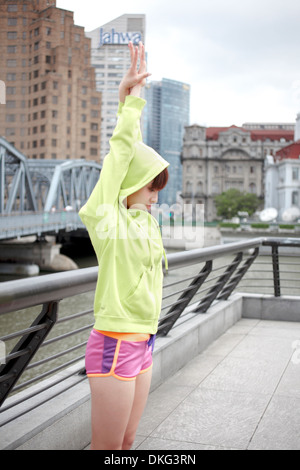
[87,331,153,382]
[95,330,150,342]
[87,338,137,381]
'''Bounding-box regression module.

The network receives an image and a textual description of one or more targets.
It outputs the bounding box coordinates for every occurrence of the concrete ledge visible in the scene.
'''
[241,293,300,322]
[1,292,299,450]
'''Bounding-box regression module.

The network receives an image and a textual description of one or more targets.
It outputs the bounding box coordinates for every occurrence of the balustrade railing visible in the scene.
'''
[0,237,300,424]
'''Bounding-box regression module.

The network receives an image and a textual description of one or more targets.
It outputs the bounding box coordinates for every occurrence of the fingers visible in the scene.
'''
[128,41,147,71]
[128,41,138,70]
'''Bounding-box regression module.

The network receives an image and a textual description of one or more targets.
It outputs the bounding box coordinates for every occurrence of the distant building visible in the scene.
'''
[265,140,300,218]
[182,122,295,221]
[0,0,101,160]
[86,14,145,160]
[145,79,190,206]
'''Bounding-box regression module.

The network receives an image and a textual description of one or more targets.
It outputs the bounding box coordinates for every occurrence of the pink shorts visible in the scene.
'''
[85,329,154,381]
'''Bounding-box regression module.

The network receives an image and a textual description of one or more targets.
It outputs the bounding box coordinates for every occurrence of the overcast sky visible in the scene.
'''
[57,0,300,127]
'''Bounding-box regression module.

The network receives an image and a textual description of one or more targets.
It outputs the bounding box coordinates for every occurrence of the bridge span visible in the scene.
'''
[0,136,101,241]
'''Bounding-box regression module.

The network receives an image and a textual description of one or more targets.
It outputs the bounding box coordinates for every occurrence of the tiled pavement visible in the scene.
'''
[132,318,300,450]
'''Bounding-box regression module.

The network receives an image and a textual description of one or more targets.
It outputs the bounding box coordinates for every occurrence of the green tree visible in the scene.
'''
[214,189,261,219]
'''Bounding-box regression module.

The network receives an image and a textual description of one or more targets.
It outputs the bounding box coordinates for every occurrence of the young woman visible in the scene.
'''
[79,42,169,450]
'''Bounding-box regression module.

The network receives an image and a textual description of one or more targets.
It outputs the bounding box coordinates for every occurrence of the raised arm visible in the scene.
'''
[79,42,150,231]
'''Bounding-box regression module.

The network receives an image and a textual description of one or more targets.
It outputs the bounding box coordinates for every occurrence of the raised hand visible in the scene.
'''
[119,41,150,102]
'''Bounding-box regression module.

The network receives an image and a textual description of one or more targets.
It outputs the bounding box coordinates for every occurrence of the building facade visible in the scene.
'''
[265,141,300,219]
[0,0,101,160]
[145,79,190,206]
[181,123,294,221]
[86,14,145,160]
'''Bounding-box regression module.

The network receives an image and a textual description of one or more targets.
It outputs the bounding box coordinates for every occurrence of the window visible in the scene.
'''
[7,46,17,53]
[7,32,17,39]
[7,5,18,12]
[292,191,299,206]
[8,18,17,26]
[7,87,16,95]
[6,100,16,108]
[6,73,16,81]
[7,59,17,67]
[292,167,299,181]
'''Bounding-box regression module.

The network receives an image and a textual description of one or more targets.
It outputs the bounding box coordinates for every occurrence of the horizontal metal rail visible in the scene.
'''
[0,236,300,421]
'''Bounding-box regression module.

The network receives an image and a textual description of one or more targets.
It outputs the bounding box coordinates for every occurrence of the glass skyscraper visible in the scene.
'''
[145,78,190,206]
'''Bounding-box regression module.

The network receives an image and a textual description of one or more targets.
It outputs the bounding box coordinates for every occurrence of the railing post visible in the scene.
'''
[158,261,212,336]
[218,247,260,300]
[271,245,281,297]
[0,301,58,407]
[195,252,243,313]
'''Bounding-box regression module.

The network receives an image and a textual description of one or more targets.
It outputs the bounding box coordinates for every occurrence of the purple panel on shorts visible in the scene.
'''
[101,335,118,374]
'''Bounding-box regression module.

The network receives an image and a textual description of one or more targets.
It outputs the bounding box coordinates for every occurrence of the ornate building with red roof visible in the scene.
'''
[181,121,295,221]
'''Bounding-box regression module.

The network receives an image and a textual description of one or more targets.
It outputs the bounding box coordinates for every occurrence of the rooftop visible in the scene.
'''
[276,141,300,160]
[206,126,295,142]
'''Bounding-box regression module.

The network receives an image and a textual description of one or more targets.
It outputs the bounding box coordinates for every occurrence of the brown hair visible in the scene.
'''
[150,167,169,191]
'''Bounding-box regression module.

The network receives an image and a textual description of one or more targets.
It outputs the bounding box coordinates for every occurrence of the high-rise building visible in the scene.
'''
[0,0,101,160]
[145,79,190,206]
[86,14,145,160]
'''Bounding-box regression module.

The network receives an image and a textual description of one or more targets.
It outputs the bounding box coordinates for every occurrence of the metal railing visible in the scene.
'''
[0,237,300,424]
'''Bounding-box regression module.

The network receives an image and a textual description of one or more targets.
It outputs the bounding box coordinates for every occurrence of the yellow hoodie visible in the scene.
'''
[79,95,169,333]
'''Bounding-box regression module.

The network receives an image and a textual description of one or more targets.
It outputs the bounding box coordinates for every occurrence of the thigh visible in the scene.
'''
[89,376,135,450]
[123,368,152,449]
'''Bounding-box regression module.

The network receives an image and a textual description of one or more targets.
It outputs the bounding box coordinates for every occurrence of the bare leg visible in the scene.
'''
[89,376,136,450]
[122,368,152,450]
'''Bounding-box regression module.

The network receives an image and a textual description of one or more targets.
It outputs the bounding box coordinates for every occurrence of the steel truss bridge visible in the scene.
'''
[0,137,101,240]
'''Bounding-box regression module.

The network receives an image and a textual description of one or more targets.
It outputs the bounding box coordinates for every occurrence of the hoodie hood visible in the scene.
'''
[119,141,169,199]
